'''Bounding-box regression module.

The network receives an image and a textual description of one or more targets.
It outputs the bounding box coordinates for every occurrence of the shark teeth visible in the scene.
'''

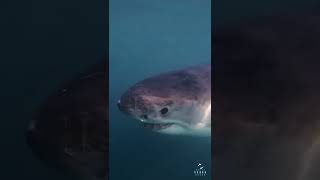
[141,122,173,130]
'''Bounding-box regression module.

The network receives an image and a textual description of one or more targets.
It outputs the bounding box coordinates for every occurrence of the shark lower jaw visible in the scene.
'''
[139,121,211,136]
[139,120,194,135]
[137,118,187,131]
[134,118,211,136]
[140,122,174,130]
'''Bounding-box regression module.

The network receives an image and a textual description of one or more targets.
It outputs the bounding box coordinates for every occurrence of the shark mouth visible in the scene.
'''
[141,122,173,130]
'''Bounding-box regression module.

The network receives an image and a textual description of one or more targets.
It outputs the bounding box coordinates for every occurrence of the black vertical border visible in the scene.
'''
[211,0,214,179]
[105,0,109,179]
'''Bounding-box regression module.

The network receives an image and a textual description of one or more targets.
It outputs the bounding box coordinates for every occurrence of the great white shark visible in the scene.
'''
[117,65,211,137]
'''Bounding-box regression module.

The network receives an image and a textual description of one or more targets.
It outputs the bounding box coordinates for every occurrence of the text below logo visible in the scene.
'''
[194,163,207,177]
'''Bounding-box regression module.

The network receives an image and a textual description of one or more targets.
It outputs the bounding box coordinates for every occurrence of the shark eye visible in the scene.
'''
[160,107,169,115]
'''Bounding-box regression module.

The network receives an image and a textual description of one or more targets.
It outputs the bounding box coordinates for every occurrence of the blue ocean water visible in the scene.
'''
[109,0,211,179]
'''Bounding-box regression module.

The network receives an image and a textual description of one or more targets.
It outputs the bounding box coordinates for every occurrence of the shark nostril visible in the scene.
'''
[141,114,148,120]
[117,100,123,111]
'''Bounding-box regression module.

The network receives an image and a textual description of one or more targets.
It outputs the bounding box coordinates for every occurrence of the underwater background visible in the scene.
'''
[109,0,211,180]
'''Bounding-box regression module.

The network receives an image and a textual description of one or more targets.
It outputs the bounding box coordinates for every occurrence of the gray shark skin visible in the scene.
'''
[118,64,211,136]
[213,15,320,180]
[26,61,108,180]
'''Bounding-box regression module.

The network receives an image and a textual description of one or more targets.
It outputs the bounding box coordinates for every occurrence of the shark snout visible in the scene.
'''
[117,94,151,122]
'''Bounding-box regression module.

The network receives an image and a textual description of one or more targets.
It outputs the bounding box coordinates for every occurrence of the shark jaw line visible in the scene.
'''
[134,118,211,136]
[137,118,175,131]
[141,122,174,130]
[137,118,194,131]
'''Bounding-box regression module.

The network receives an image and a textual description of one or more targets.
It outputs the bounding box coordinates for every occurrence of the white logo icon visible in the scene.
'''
[194,163,207,177]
